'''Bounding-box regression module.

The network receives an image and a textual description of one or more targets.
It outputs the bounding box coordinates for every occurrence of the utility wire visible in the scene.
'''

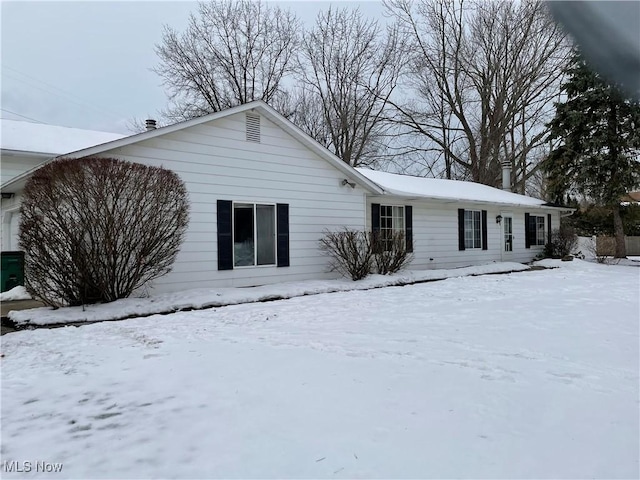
[0,108,46,123]
[2,64,129,120]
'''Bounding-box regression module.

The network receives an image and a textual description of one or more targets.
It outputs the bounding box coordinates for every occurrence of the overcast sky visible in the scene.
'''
[1,1,385,134]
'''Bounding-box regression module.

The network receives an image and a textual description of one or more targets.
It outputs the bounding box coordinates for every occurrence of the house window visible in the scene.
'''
[218,200,289,270]
[458,208,487,251]
[527,215,546,246]
[464,210,482,249]
[535,216,545,246]
[233,203,276,267]
[380,205,405,250]
[371,204,413,252]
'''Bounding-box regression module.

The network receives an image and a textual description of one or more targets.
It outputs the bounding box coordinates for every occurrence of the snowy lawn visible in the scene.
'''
[8,262,529,326]
[1,260,638,479]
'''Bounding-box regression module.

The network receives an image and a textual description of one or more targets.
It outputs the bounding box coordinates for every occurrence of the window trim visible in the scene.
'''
[232,201,277,268]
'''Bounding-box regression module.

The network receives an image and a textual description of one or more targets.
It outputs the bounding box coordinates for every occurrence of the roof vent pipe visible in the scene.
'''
[501,160,511,192]
[145,119,157,131]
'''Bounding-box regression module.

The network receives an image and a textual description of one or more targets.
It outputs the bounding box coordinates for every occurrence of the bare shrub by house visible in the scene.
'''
[320,229,374,281]
[373,230,414,275]
[19,157,189,307]
[320,228,413,280]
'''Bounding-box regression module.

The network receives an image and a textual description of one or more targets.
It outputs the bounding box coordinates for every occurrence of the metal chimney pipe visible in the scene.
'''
[501,160,511,191]
[145,119,157,131]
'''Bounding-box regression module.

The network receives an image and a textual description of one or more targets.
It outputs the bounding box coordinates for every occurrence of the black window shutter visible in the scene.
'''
[371,203,381,252]
[458,209,465,251]
[371,204,380,233]
[547,214,552,245]
[217,200,233,270]
[277,203,289,267]
[405,205,413,253]
[481,210,488,250]
[524,213,531,248]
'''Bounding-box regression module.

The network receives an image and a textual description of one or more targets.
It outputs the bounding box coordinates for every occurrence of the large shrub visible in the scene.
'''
[544,223,578,258]
[20,157,189,307]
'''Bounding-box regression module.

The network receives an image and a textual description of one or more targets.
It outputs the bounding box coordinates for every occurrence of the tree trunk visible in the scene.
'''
[612,205,626,258]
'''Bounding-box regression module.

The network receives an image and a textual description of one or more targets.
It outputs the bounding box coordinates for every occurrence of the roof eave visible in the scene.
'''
[1,149,56,158]
[369,190,571,210]
[1,154,58,192]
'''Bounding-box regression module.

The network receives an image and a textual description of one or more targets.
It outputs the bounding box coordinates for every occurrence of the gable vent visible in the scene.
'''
[246,113,261,142]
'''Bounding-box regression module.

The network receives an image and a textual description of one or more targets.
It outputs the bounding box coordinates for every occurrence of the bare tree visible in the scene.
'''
[385,0,570,191]
[295,7,405,167]
[154,0,300,122]
[20,158,189,307]
[282,89,334,151]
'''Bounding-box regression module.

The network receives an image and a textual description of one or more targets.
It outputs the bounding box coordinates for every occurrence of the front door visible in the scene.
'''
[502,213,513,261]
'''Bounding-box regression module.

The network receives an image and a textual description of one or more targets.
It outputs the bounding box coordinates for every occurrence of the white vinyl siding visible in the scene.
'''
[99,112,367,292]
[366,196,560,270]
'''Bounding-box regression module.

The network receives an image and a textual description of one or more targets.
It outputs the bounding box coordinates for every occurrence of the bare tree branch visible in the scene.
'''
[153,0,301,123]
[293,7,405,167]
[385,0,571,189]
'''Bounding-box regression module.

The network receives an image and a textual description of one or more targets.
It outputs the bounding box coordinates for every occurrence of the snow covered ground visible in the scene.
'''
[8,262,529,326]
[1,259,638,479]
[0,286,31,302]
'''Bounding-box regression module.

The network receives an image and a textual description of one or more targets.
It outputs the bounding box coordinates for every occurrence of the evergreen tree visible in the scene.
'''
[545,51,640,257]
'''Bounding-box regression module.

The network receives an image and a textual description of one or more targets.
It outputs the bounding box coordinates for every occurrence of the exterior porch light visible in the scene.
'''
[496,214,502,224]
[341,179,356,189]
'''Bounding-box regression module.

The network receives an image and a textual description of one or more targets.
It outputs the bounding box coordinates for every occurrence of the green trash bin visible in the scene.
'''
[1,251,25,293]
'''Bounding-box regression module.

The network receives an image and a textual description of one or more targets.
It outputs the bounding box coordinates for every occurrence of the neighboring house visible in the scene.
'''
[1,119,126,184]
[1,119,125,251]
[0,101,570,294]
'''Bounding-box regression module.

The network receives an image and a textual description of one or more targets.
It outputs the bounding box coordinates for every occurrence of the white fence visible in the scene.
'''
[577,236,640,257]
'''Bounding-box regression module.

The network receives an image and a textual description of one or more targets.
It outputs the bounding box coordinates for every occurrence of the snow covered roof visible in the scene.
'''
[356,168,550,208]
[1,119,126,155]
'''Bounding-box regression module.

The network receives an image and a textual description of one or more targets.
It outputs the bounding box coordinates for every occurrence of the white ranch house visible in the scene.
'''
[1,101,570,294]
